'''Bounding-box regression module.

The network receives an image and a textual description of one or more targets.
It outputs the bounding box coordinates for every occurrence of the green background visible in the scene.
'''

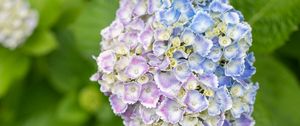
[0,0,300,125]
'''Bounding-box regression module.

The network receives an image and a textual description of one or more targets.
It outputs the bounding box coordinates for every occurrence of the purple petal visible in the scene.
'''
[199,74,219,89]
[109,95,128,114]
[139,106,159,124]
[97,50,116,73]
[157,98,184,124]
[110,19,124,38]
[153,41,169,56]
[139,82,161,108]
[123,82,142,104]
[125,56,149,79]
[126,18,145,31]
[147,0,162,14]
[139,26,154,50]
[184,90,209,113]
[121,104,140,122]
[116,0,134,25]
[133,0,147,17]
[182,75,200,90]
[154,71,181,98]
[234,114,255,126]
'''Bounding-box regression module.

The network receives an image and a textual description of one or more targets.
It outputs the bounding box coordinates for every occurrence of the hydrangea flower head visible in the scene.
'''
[92,0,258,125]
[0,0,38,49]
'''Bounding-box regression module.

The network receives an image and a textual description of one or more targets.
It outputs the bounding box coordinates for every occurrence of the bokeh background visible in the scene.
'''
[1,0,300,126]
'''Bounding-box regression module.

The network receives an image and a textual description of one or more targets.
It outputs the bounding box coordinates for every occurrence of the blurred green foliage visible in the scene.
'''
[0,0,300,126]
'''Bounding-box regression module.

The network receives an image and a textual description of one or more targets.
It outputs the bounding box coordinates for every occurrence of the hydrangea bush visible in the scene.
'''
[0,0,38,49]
[91,0,259,125]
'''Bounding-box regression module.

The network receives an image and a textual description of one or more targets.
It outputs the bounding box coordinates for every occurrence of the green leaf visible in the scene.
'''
[0,48,30,98]
[46,29,94,93]
[56,92,89,125]
[276,30,300,60]
[54,0,85,29]
[70,0,119,57]
[29,0,64,29]
[20,30,58,56]
[13,73,61,126]
[231,0,300,53]
[253,55,300,126]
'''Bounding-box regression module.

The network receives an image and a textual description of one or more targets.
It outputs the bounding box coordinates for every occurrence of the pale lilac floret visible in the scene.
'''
[234,114,255,126]
[123,82,142,104]
[154,71,181,98]
[199,74,219,89]
[153,41,169,56]
[157,98,185,124]
[125,56,149,79]
[139,106,160,124]
[184,90,209,113]
[97,50,116,73]
[117,0,134,24]
[139,26,154,49]
[109,95,128,114]
[133,0,147,17]
[139,82,161,108]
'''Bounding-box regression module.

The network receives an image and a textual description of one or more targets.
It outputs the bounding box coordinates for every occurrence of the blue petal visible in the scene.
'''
[215,86,232,112]
[172,0,196,19]
[207,46,222,62]
[159,7,181,26]
[188,52,205,72]
[174,60,191,82]
[181,28,196,46]
[223,44,240,60]
[209,0,232,13]
[225,58,245,77]
[221,11,241,24]
[226,23,250,41]
[193,35,213,56]
[218,76,233,87]
[240,59,256,79]
[201,59,217,74]
[234,114,255,126]
[246,52,255,65]
[173,50,188,60]
[190,12,215,33]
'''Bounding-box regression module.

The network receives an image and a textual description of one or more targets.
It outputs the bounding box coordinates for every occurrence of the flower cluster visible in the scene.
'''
[91,0,258,125]
[0,0,38,49]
